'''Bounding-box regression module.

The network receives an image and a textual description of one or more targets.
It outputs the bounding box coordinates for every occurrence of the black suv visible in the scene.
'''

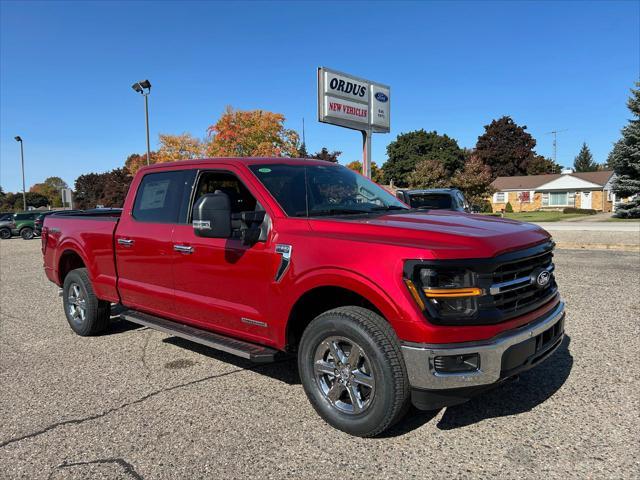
[396,188,470,212]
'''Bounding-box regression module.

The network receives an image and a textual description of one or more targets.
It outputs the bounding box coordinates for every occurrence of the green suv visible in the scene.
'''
[11,212,39,240]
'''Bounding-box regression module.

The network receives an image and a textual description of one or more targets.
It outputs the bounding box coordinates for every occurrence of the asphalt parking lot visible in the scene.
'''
[1,239,639,479]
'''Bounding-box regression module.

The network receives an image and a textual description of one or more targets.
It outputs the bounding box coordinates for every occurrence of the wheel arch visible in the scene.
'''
[284,270,404,352]
[58,248,87,284]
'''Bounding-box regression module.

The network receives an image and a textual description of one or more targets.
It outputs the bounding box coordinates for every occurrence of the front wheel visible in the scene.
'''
[20,227,34,240]
[298,306,410,437]
[0,228,10,240]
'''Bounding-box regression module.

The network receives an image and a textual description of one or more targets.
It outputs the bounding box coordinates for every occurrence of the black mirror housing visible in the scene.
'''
[193,192,232,238]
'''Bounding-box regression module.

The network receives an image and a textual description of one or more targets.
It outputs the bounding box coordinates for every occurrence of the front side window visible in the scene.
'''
[191,171,258,218]
[250,163,407,217]
[133,170,187,223]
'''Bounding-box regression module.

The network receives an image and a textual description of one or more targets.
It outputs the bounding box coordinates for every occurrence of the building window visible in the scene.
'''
[494,192,506,203]
[549,192,568,206]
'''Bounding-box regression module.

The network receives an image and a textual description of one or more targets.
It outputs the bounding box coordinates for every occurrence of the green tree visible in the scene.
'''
[29,176,69,207]
[345,160,384,183]
[475,116,538,178]
[408,159,449,189]
[527,155,561,175]
[573,143,599,172]
[298,142,309,158]
[311,147,341,162]
[608,82,640,218]
[383,130,465,186]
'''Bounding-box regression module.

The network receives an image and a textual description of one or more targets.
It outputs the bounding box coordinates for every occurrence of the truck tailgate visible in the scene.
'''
[43,214,120,303]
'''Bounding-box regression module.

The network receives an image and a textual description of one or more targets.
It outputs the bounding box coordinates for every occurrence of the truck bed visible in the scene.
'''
[42,211,122,303]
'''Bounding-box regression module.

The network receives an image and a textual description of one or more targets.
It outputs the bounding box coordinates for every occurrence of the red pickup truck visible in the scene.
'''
[42,158,565,437]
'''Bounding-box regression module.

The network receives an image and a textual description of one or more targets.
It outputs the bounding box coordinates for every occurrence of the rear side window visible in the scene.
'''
[133,171,187,223]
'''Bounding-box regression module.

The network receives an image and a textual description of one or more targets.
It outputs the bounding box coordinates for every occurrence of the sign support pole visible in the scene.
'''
[362,129,372,179]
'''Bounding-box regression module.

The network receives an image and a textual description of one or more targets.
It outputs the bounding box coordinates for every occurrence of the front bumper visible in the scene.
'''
[401,301,565,394]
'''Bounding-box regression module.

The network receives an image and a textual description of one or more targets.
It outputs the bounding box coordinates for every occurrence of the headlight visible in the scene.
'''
[405,265,482,321]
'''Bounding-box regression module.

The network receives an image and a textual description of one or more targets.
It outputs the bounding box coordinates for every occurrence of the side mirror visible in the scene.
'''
[193,192,231,238]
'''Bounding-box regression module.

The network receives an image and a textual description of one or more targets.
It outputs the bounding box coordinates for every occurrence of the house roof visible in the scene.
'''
[491,171,614,190]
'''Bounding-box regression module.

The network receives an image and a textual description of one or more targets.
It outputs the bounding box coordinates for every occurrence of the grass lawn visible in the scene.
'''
[480,211,592,222]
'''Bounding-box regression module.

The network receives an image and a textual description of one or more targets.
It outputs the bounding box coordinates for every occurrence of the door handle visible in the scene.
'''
[174,244,194,254]
[117,238,134,247]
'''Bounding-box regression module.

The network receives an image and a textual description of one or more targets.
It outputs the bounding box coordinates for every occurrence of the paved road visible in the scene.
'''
[531,222,640,232]
[1,239,639,479]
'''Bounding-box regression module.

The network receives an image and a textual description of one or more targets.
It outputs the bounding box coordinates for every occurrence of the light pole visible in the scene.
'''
[14,136,26,211]
[131,79,152,165]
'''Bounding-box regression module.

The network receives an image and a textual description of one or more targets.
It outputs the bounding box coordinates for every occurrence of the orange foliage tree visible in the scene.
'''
[206,106,299,157]
[125,133,204,175]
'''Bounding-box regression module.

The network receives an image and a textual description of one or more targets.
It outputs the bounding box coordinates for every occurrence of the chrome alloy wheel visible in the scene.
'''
[313,336,376,414]
[67,282,87,326]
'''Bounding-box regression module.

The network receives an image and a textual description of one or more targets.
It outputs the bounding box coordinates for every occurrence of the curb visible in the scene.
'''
[555,242,640,253]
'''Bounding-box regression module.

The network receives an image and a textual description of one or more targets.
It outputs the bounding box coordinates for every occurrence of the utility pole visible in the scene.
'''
[546,129,568,169]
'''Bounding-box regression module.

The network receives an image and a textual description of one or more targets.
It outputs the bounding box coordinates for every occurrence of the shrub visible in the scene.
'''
[505,202,514,213]
[613,197,640,218]
[562,207,597,215]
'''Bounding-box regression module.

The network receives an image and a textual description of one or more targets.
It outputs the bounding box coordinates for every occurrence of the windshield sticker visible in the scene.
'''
[258,168,272,173]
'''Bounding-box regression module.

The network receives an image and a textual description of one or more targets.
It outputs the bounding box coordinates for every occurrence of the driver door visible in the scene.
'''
[171,168,279,344]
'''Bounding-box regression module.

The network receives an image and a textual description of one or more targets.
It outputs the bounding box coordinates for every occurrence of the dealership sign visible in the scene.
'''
[317,67,390,133]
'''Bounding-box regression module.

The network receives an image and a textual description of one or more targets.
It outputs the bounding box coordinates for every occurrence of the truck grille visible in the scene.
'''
[488,244,557,319]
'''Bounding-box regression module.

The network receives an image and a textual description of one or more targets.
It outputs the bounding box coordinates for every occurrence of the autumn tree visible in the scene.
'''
[383,130,464,187]
[408,159,450,189]
[125,152,158,175]
[345,160,384,183]
[311,147,341,163]
[608,82,640,218]
[206,106,299,158]
[452,156,494,208]
[475,116,538,178]
[573,143,599,172]
[156,133,204,163]
[29,176,69,207]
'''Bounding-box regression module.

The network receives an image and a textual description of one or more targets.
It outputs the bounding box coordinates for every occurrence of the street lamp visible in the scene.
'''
[131,79,152,165]
[14,136,26,211]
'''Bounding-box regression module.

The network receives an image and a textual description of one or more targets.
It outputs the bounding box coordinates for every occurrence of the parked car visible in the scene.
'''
[42,158,564,437]
[11,212,40,239]
[396,188,470,212]
[0,217,15,239]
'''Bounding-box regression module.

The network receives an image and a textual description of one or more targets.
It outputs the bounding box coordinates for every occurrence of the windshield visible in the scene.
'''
[249,163,408,217]
[408,193,453,210]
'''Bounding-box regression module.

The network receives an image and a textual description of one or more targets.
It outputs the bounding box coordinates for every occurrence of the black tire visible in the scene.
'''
[62,268,111,336]
[298,306,410,437]
[20,227,34,240]
[0,228,10,240]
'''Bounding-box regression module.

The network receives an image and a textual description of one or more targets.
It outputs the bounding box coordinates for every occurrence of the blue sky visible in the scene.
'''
[1,0,638,192]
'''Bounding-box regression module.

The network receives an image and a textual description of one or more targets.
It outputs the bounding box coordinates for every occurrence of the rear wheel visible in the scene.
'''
[62,268,111,336]
[20,227,34,240]
[0,228,10,240]
[298,306,410,437]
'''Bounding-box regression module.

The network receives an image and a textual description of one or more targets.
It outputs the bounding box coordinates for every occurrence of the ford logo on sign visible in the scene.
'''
[374,92,388,103]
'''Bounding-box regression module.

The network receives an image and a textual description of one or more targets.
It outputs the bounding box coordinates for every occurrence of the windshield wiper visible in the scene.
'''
[371,205,409,212]
[308,208,370,216]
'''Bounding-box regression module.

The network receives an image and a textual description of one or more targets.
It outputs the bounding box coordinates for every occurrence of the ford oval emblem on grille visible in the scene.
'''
[534,270,551,288]
[375,92,388,102]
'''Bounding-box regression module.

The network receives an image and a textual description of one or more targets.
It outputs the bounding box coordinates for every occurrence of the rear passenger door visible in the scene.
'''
[115,169,194,318]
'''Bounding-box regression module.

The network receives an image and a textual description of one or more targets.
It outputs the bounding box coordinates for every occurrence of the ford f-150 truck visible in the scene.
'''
[42,158,565,437]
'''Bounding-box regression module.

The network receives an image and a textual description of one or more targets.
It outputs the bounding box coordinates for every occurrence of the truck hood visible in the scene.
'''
[307,210,551,259]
